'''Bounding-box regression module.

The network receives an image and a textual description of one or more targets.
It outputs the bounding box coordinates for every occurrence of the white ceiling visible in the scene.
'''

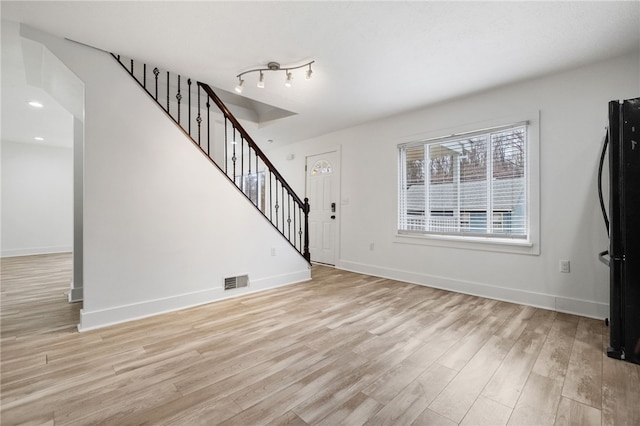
[2,1,639,148]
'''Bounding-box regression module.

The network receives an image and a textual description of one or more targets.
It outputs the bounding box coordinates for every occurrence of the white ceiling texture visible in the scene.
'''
[2,1,639,149]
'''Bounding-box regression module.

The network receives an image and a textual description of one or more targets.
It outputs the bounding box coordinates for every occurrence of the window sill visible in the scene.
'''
[394,232,539,255]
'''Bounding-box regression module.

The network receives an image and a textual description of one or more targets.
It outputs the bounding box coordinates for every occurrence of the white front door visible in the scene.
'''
[306,151,339,265]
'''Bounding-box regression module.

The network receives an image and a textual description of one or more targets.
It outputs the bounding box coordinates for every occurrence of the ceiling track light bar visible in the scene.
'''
[235,60,314,93]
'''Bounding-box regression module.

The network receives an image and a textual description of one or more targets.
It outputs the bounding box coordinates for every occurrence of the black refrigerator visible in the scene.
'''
[599,97,640,365]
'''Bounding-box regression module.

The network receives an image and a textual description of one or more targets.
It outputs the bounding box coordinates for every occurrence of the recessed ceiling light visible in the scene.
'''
[28,101,44,108]
[34,137,44,141]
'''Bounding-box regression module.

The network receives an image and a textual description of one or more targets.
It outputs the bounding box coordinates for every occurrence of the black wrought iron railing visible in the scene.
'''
[112,54,310,262]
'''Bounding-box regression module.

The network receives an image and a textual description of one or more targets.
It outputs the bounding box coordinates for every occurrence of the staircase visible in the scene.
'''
[112,54,310,262]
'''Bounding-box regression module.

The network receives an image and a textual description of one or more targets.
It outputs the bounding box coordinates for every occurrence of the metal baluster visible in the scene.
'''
[282,186,285,235]
[240,136,244,192]
[153,67,159,100]
[248,147,252,201]
[187,79,192,135]
[269,171,273,221]
[166,71,170,113]
[274,179,279,228]
[206,96,211,157]
[196,85,202,146]
[303,198,310,261]
[293,200,297,247]
[130,59,134,74]
[143,64,146,89]
[176,75,182,124]
[232,127,237,183]
[256,154,259,210]
[287,195,292,240]
[298,206,303,252]
[224,117,228,174]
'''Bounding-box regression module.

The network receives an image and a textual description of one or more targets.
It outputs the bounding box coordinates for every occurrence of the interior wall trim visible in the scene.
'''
[78,268,310,331]
[1,247,73,258]
[336,260,608,320]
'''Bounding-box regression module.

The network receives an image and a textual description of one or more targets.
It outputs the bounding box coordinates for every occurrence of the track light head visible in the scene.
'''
[235,77,244,94]
[285,71,293,87]
[257,71,265,88]
[306,64,313,80]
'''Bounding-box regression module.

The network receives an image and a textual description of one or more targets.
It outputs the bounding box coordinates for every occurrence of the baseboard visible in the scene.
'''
[336,260,608,320]
[1,246,73,258]
[554,296,608,320]
[78,268,311,331]
[69,286,83,302]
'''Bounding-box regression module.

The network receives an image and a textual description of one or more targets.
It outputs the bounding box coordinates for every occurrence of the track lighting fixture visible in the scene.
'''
[235,60,314,92]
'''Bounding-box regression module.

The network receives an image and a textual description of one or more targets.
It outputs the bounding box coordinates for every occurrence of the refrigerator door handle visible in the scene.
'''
[598,133,610,235]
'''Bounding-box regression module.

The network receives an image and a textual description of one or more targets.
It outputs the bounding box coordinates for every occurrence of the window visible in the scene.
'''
[398,123,528,240]
[311,159,332,175]
[237,171,266,213]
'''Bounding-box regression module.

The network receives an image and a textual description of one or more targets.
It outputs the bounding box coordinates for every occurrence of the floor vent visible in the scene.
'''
[224,274,249,290]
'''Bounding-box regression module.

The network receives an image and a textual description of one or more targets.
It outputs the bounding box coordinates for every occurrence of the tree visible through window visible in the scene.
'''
[399,123,528,239]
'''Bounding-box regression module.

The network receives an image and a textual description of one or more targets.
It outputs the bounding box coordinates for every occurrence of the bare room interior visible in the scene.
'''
[1,2,639,425]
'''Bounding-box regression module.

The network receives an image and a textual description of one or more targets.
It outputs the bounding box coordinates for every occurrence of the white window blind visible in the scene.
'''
[399,123,528,239]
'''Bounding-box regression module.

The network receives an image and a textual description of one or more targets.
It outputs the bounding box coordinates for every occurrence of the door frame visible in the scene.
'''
[305,146,341,265]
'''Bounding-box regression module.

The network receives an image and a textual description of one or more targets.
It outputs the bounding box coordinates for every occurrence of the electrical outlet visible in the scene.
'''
[369,243,375,251]
[559,260,570,273]
[271,247,276,256]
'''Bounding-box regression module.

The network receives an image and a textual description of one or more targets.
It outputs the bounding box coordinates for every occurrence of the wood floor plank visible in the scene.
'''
[1,254,638,425]
[362,332,459,405]
[219,353,370,426]
[428,334,514,423]
[554,396,601,426]
[481,328,548,407]
[363,363,457,426]
[265,410,309,426]
[411,408,457,426]
[507,372,564,425]
[459,395,512,426]
[562,318,604,410]
[229,348,340,410]
[175,343,317,398]
[437,313,511,372]
[315,392,383,426]
[532,317,578,380]
[123,395,242,426]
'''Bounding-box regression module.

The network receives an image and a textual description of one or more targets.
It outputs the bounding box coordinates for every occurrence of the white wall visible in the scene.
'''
[268,51,640,319]
[21,25,310,331]
[1,140,73,256]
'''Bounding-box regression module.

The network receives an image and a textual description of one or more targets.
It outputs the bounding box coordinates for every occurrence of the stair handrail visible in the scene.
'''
[197,83,305,209]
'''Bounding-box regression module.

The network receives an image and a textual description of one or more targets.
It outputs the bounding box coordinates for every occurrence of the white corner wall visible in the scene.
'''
[1,140,73,257]
[268,51,640,319]
[20,25,310,331]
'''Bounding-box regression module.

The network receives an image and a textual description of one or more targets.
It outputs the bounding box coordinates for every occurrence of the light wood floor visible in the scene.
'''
[1,254,639,425]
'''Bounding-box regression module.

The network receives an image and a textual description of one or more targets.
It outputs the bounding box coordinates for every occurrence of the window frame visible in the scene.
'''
[395,114,540,255]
